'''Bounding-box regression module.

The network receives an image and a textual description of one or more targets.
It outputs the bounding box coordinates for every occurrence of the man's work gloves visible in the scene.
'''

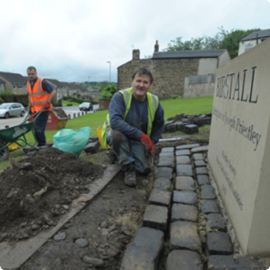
[140,133,154,156]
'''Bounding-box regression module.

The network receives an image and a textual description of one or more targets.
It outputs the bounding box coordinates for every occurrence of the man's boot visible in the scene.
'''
[107,149,117,164]
[123,164,136,187]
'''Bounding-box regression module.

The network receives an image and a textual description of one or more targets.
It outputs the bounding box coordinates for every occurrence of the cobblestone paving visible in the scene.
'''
[120,143,266,270]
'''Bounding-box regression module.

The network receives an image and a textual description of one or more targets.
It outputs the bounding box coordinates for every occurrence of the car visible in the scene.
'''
[79,102,93,111]
[0,102,26,118]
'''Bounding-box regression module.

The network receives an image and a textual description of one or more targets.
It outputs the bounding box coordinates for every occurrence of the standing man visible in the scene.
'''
[102,68,164,187]
[27,66,57,147]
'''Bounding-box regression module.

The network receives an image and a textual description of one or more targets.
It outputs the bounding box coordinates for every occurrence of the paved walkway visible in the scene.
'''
[120,143,265,270]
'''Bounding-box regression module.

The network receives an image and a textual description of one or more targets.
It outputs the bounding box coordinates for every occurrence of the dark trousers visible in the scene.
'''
[34,111,49,146]
[106,129,151,174]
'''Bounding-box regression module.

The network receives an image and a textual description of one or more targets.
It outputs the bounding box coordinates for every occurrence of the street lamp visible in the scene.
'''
[107,61,111,84]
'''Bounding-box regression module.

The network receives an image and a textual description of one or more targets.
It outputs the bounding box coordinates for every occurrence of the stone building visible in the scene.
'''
[117,42,230,98]
[238,28,270,56]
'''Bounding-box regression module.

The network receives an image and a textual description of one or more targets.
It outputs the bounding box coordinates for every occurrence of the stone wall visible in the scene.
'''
[117,59,152,91]
[152,59,198,98]
[184,74,215,98]
[118,58,199,98]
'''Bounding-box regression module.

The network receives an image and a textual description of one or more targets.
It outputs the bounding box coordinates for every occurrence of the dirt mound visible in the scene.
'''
[53,108,68,118]
[0,147,103,242]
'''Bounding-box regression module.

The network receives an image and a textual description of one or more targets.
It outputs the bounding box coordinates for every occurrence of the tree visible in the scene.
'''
[165,27,260,59]
[166,37,205,51]
[218,27,260,58]
[98,81,110,92]
[203,33,223,50]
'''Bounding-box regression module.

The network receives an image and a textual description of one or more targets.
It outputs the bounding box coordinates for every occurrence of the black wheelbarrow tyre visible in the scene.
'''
[0,141,9,161]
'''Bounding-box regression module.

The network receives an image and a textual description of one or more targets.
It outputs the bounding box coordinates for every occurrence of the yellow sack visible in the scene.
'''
[8,142,19,150]
[96,126,110,149]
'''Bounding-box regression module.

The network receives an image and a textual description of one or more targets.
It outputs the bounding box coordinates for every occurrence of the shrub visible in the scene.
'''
[172,95,183,99]
[0,90,14,95]
[99,84,117,99]
[62,95,92,104]
[18,96,28,107]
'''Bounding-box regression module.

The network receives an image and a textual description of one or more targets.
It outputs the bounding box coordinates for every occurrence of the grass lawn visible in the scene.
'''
[61,100,80,106]
[0,96,213,170]
[162,96,213,120]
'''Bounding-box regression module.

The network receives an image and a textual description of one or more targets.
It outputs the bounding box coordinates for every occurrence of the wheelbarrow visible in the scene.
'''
[0,109,44,161]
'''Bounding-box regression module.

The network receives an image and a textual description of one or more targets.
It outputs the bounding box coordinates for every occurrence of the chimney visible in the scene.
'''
[154,40,159,52]
[132,49,140,60]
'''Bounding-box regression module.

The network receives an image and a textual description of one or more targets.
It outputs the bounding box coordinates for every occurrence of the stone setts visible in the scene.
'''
[120,227,164,270]
[164,113,212,134]
[120,142,264,270]
[84,136,100,154]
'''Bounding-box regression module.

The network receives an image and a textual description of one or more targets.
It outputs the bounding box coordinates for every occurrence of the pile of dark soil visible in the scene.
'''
[53,108,68,118]
[0,147,103,242]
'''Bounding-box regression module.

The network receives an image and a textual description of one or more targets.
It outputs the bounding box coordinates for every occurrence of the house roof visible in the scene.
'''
[0,72,89,92]
[47,79,67,88]
[152,49,227,59]
[241,29,270,41]
[73,84,88,92]
[47,80,89,92]
[0,71,28,83]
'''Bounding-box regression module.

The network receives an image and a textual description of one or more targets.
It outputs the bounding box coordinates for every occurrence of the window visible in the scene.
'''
[245,43,254,52]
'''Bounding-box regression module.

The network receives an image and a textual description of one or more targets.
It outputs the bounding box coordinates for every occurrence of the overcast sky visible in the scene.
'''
[0,0,269,83]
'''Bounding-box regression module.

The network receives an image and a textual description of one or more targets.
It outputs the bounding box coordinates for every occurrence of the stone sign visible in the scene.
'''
[208,38,270,256]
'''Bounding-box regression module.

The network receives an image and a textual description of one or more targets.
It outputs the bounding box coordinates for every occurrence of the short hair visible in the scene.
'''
[27,66,37,72]
[131,67,154,85]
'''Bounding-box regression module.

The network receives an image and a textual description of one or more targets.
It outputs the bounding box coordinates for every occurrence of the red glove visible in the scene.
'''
[140,133,155,156]
[44,101,51,109]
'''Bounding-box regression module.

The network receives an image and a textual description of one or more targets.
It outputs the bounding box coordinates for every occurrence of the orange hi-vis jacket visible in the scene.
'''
[27,78,52,113]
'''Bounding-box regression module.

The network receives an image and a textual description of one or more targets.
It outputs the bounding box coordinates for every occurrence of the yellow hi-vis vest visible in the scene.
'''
[101,87,159,149]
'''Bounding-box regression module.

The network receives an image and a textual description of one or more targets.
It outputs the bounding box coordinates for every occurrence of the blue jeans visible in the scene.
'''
[34,111,49,146]
[106,129,151,174]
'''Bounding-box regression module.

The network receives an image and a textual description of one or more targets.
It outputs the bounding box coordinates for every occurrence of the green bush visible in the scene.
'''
[0,90,13,95]
[172,95,183,99]
[99,84,117,99]
[18,96,28,107]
